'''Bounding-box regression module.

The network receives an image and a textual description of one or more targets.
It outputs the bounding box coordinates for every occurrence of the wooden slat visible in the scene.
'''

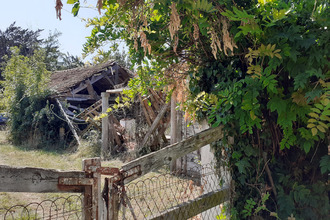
[90,74,105,84]
[104,75,115,87]
[149,89,165,106]
[86,80,97,99]
[106,87,129,94]
[139,96,152,126]
[141,101,171,149]
[0,165,85,193]
[147,186,230,220]
[121,126,223,181]
[71,82,87,94]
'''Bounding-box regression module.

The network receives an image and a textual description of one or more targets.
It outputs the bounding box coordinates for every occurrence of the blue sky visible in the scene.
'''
[0,0,100,61]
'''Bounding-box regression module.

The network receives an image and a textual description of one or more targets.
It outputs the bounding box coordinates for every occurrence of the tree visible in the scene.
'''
[0,22,42,80]
[58,52,84,70]
[1,47,67,148]
[61,0,329,218]
[0,23,84,76]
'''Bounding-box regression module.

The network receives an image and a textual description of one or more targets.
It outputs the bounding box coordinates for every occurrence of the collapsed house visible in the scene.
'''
[48,60,171,158]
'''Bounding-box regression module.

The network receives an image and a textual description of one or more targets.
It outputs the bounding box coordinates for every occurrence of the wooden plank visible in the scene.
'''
[102,92,110,158]
[71,82,88,94]
[0,165,85,193]
[104,75,115,87]
[143,99,157,120]
[139,95,152,126]
[170,92,177,171]
[90,74,105,84]
[109,117,122,147]
[57,99,81,146]
[147,187,230,220]
[149,89,165,106]
[66,97,89,102]
[86,80,97,99]
[141,101,171,149]
[121,125,224,180]
[71,94,95,99]
[106,87,129,94]
[148,92,160,112]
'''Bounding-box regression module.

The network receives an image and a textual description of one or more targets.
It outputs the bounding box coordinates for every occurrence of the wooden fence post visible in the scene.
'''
[83,158,103,220]
[170,91,177,172]
[108,179,120,220]
[102,92,110,159]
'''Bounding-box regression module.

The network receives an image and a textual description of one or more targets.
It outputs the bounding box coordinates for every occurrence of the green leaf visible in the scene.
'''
[311,127,318,136]
[323,110,330,116]
[320,155,330,174]
[267,96,287,114]
[315,104,324,110]
[316,125,326,133]
[72,2,80,17]
[311,108,321,114]
[67,0,78,4]
[307,123,315,128]
[232,151,242,159]
[320,115,330,122]
[303,141,312,153]
[235,158,251,174]
[308,112,319,118]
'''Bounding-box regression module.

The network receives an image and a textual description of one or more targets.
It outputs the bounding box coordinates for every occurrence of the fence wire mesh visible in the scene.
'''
[0,194,85,220]
[116,162,230,220]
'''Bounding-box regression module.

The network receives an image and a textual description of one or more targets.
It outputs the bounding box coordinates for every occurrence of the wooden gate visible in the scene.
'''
[0,126,229,219]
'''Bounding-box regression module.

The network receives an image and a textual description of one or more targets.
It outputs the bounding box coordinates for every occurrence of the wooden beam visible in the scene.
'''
[86,80,97,99]
[0,165,85,193]
[106,87,129,94]
[90,74,105,84]
[149,89,165,106]
[143,99,157,120]
[121,125,224,181]
[139,95,152,126]
[170,92,177,171]
[57,99,81,146]
[147,187,230,220]
[102,92,110,158]
[71,82,88,94]
[69,94,95,99]
[140,101,171,150]
[104,75,115,87]
[109,117,122,147]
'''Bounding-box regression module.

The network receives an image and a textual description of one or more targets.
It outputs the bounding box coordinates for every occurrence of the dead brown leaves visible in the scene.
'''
[208,27,222,60]
[221,17,237,56]
[55,0,63,20]
[169,2,181,53]
[139,30,152,56]
[193,23,200,47]
[97,0,103,15]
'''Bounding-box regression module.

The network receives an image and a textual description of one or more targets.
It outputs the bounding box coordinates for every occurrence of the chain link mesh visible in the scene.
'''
[117,162,230,219]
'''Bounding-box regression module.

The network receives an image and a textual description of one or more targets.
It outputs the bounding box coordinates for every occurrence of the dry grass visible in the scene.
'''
[0,129,123,217]
[0,130,123,170]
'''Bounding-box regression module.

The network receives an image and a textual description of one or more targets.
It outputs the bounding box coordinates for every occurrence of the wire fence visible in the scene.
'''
[0,194,85,220]
[116,162,230,219]
[0,163,230,220]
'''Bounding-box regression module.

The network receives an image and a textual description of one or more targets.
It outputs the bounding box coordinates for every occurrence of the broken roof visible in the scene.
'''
[49,60,133,95]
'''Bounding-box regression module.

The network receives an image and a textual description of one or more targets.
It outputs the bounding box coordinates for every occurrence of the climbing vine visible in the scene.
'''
[61,0,330,218]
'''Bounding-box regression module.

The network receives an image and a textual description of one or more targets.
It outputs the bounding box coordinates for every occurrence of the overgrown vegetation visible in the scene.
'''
[0,47,68,148]
[61,0,330,219]
[0,22,86,148]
